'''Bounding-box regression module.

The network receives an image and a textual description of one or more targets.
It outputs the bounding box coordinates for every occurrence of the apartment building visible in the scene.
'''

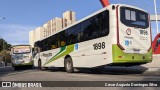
[29,27,44,47]
[63,11,76,28]
[50,17,63,35]
[29,30,35,47]
[29,11,76,47]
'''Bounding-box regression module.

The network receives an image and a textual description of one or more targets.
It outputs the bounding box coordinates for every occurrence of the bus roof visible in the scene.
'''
[11,45,31,48]
[37,4,148,42]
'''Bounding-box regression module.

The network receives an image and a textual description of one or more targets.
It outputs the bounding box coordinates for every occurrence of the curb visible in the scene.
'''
[104,66,160,75]
[142,68,160,75]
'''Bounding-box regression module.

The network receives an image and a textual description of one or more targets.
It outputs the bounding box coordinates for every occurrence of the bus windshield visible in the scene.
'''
[120,6,149,28]
[13,46,31,54]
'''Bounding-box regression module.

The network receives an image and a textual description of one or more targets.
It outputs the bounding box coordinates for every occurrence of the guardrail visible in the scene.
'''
[150,15,160,21]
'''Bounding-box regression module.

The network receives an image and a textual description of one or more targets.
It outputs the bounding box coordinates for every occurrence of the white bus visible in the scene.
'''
[11,45,33,70]
[34,4,152,73]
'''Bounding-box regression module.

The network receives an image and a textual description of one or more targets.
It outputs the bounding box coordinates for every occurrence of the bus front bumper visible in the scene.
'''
[12,62,33,67]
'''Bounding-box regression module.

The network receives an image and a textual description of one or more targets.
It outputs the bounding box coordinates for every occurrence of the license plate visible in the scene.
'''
[133,50,140,54]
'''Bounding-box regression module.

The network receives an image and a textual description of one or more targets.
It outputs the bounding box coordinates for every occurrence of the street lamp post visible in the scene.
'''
[0,17,6,51]
[154,0,159,34]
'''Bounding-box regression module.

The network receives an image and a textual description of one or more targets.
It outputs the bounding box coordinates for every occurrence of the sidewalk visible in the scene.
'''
[140,54,160,75]
[104,55,160,75]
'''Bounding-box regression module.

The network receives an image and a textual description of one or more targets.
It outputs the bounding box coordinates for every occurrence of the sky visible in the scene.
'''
[0,0,160,45]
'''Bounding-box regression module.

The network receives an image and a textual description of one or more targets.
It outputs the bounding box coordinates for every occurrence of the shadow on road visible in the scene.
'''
[46,66,148,75]
[0,65,150,77]
[0,66,36,77]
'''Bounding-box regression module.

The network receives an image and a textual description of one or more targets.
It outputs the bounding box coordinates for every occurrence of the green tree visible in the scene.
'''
[0,38,12,64]
[0,50,11,63]
[0,38,11,51]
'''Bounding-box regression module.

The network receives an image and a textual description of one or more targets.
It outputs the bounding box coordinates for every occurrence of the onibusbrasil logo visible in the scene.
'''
[1,82,42,87]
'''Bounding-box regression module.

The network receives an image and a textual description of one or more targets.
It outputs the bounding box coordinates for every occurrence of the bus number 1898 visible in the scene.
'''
[93,42,105,50]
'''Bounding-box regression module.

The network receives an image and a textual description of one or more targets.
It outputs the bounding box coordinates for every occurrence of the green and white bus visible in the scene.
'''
[11,45,33,70]
[33,4,152,73]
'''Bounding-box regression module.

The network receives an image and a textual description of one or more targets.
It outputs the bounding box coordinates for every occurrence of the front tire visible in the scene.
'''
[64,57,74,73]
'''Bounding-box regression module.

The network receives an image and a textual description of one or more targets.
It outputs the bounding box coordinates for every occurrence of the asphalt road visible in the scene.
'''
[0,66,160,90]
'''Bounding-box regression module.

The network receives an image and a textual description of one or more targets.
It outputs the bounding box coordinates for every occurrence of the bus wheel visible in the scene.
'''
[38,60,42,70]
[65,57,74,73]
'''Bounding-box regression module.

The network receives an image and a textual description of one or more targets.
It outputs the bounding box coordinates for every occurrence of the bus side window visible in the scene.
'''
[33,48,37,57]
[50,34,58,49]
[100,11,109,37]
[51,45,57,49]
[57,33,67,48]
[81,20,90,41]
[61,41,66,47]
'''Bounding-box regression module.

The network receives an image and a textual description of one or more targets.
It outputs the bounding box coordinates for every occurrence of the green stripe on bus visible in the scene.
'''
[52,45,74,60]
[45,44,74,65]
[44,46,66,65]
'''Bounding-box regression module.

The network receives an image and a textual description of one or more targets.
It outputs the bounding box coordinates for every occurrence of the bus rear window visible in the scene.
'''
[120,6,149,28]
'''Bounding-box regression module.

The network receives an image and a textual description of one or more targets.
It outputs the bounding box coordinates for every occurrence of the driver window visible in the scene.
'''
[33,47,40,57]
